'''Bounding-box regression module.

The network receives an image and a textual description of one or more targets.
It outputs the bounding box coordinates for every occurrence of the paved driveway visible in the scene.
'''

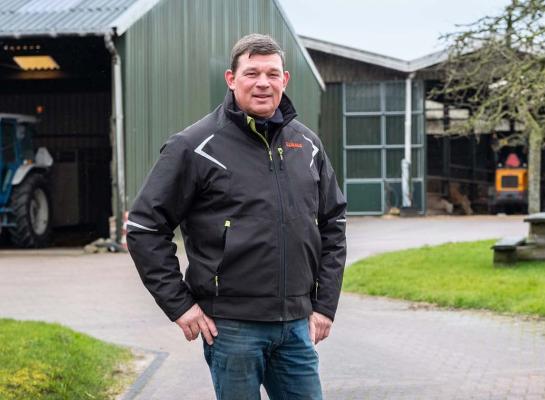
[2,215,544,399]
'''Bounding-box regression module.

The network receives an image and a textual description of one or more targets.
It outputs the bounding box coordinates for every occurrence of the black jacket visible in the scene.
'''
[127,91,347,322]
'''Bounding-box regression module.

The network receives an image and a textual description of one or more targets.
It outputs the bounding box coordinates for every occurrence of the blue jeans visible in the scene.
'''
[202,318,322,400]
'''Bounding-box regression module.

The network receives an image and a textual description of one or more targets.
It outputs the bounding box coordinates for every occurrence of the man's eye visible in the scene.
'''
[245,72,257,77]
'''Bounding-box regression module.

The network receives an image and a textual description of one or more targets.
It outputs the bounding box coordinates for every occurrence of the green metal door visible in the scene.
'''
[343,81,425,214]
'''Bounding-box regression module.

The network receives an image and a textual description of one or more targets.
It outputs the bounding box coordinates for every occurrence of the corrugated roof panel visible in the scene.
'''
[63,9,123,30]
[0,11,41,32]
[0,0,144,36]
[84,0,135,8]
[2,10,63,33]
[0,0,28,14]
[17,0,83,13]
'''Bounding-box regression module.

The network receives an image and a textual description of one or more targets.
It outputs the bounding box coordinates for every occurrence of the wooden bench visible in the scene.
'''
[524,213,545,247]
[492,236,526,265]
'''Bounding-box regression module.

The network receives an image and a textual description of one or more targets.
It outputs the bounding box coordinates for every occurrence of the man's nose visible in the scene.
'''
[256,73,270,87]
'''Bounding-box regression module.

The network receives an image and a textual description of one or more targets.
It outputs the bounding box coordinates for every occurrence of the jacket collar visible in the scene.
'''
[222,90,297,134]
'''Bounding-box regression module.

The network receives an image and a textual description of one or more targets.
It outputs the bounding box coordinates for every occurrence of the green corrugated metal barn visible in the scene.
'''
[0,0,323,241]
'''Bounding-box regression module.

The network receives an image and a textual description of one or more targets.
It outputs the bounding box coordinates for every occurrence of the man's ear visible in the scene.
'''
[282,70,290,91]
[225,70,236,90]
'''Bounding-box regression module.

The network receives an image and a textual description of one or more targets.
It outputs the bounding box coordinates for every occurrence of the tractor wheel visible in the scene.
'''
[8,173,52,248]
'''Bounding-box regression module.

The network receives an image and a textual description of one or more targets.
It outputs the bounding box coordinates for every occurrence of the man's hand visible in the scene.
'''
[175,304,218,345]
[309,312,333,345]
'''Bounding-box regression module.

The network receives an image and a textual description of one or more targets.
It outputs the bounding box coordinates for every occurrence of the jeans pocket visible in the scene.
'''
[203,339,213,366]
[214,318,242,332]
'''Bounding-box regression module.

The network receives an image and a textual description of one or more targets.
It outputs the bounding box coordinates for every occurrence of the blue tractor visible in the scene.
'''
[0,114,53,247]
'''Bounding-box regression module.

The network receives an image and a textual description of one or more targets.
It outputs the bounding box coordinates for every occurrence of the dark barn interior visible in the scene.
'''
[0,36,112,243]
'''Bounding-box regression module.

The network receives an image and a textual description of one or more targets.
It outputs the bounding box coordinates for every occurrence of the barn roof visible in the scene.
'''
[0,0,161,37]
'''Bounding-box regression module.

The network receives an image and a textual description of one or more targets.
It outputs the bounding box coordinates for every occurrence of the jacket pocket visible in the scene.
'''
[214,219,231,296]
[215,216,279,297]
[307,165,320,213]
[185,217,228,297]
[285,214,321,296]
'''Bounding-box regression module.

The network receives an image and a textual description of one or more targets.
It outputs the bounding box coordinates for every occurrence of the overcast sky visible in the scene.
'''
[276,0,511,60]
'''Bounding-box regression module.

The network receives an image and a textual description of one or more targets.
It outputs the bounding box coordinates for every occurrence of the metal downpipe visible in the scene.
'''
[402,72,415,208]
[105,33,126,241]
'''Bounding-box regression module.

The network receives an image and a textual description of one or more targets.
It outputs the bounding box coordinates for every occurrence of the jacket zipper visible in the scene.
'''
[271,141,287,320]
[249,126,273,170]
[314,218,319,301]
[277,147,284,170]
[248,125,286,320]
[215,219,230,296]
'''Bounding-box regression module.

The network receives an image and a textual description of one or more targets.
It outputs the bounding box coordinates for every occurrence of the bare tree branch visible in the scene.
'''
[432,0,545,212]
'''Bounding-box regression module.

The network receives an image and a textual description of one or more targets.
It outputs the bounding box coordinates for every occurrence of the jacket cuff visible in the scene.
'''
[166,296,196,322]
[311,303,336,322]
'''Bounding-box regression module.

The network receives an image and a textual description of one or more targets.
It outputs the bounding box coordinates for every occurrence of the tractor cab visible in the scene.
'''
[0,114,53,247]
[493,148,528,213]
[0,114,36,202]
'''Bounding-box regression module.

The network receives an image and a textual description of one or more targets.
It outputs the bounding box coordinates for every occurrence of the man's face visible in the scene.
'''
[225,52,290,118]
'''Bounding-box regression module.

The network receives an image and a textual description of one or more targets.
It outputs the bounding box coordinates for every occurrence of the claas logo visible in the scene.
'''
[285,141,302,149]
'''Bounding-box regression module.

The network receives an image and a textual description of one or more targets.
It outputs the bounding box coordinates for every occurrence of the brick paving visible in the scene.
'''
[325,295,545,400]
[1,215,544,399]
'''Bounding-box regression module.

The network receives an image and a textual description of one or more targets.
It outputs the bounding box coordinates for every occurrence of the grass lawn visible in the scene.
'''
[0,319,134,400]
[343,240,545,316]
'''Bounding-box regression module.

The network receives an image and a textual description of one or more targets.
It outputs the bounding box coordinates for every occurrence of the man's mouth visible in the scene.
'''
[253,94,272,99]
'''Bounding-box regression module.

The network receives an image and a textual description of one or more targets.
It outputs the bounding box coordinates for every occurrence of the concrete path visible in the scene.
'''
[1,215,544,399]
[345,215,529,265]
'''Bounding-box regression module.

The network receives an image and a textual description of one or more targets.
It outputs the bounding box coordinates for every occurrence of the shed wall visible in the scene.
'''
[308,49,406,83]
[120,0,322,204]
[319,83,343,187]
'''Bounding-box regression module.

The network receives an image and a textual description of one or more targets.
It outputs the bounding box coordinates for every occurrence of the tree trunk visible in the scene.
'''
[527,128,543,214]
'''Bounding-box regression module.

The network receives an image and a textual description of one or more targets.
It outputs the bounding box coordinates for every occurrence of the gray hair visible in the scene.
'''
[230,33,285,72]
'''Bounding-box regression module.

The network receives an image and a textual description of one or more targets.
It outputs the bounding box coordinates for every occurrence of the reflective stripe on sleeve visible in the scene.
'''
[126,220,159,232]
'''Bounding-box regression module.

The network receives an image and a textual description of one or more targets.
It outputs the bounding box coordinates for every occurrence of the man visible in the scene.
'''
[127,33,346,399]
